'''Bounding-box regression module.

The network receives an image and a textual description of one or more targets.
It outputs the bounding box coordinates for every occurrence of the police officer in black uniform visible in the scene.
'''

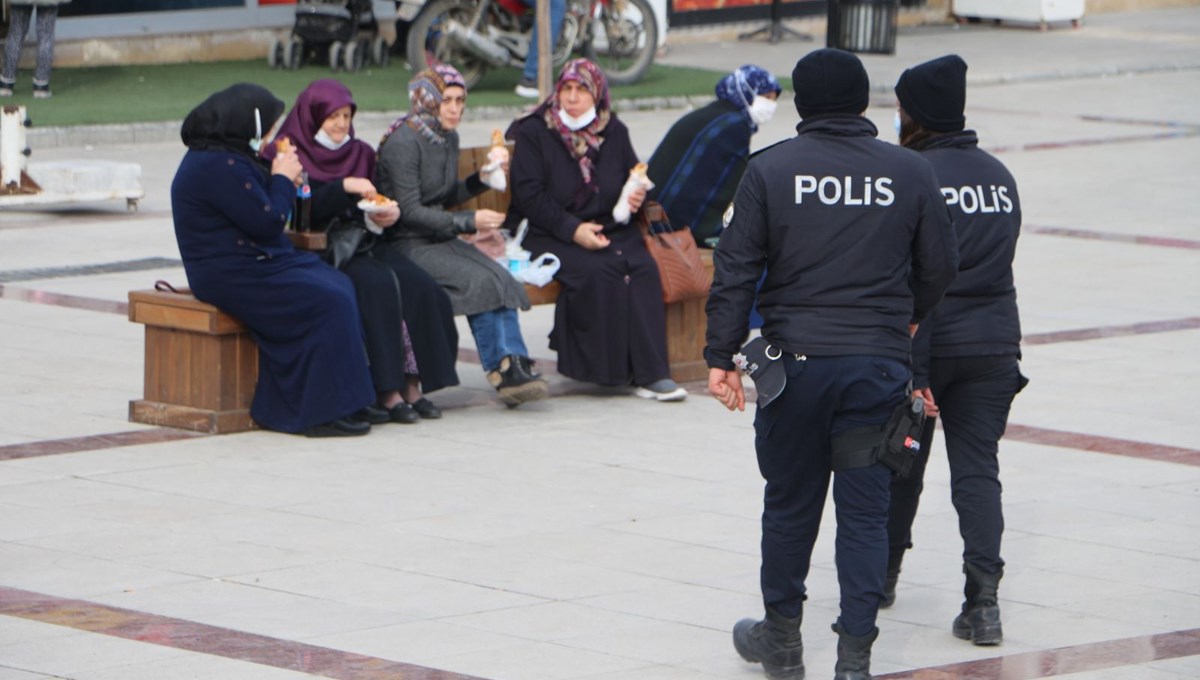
[707,48,959,680]
[882,54,1028,647]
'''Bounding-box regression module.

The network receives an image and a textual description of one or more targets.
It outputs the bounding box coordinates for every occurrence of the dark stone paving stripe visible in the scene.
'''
[877,628,1200,679]
[1004,424,1200,467]
[1026,224,1200,249]
[988,128,1200,154]
[1,584,1196,680]
[0,586,488,680]
[0,284,129,315]
[1024,317,1200,345]
[0,429,208,461]
[0,257,181,283]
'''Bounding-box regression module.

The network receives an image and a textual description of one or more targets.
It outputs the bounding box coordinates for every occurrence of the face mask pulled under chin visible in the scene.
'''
[315,128,350,150]
[748,96,777,127]
[558,106,597,131]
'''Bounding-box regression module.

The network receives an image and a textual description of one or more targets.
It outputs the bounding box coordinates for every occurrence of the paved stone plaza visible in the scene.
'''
[1,7,1198,679]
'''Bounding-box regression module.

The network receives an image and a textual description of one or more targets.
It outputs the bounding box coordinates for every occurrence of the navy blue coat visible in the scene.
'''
[171,149,375,433]
[910,131,1022,386]
[706,115,959,369]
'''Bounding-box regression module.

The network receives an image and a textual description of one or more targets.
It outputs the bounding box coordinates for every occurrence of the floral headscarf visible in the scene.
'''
[715,65,781,132]
[381,64,467,147]
[543,59,611,189]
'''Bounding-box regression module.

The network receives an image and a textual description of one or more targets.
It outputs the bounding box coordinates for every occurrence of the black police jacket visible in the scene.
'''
[910,130,1023,385]
[705,115,959,370]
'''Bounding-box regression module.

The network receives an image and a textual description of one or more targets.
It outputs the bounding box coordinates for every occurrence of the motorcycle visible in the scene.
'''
[402,0,658,89]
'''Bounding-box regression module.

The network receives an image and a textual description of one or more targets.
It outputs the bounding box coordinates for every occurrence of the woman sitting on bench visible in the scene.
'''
[506,59,686,402]
[170,84,375,437]
[265,79,459,423]
[375,65,548,408]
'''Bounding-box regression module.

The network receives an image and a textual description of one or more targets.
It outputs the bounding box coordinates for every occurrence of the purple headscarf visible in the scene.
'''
[263,79,375,183]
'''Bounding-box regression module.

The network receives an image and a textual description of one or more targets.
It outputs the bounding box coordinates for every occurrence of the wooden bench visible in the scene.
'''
[454,145,713,382]
[128,147,711,433]
[128,288,257,433]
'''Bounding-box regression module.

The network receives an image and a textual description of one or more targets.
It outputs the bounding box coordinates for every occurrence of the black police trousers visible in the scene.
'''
[754,354,909,636]
[887,355,1026,575]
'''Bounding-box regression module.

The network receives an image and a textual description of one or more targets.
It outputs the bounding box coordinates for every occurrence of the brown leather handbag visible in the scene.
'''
[636,201,712,304]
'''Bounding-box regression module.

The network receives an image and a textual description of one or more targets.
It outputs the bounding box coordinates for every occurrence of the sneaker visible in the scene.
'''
[0,81,13,97]
[514,78,539,99]
[635,378,688,402]
[32,83,51,99]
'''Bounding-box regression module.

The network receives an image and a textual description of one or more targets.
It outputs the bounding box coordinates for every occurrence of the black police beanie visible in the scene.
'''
[791,48,870,118]
[895,54,968,132]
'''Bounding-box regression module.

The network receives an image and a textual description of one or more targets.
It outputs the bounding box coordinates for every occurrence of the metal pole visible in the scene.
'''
[536,0,552,99]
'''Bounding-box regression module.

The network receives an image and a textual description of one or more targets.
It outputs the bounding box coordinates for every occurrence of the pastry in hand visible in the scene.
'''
[275,137,294,154]
[491,129,506,148]
[631,162,648,182]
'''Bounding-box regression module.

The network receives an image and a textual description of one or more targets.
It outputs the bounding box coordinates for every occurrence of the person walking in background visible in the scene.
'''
[171,83,377,438]
[375,65,549,408]
[513,0,566,98]
[884,54,1028,647]
[265,79,461,425]
[507,58,687,402]
[706,48,958,680]
[0,0,70,98]
[646,65,781,247]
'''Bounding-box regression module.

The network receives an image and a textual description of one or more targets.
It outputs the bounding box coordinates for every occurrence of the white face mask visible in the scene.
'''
[315,128,350,150]
[748,96,777,127]
[248,108,264,153]
[894,110,902,139]
[558,106,597,132]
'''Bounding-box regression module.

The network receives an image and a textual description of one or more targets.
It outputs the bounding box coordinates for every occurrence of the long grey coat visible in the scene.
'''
[375,124,528,316]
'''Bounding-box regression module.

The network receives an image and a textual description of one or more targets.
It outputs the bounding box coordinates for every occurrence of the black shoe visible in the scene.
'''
[32,82,51,99]
[385,401,421,424]
[832,621,878,680]
[351,404,391,425]
[732,607,804,680]
[487,355,549,408]
[304,418,371,438]
[411,398,442,419]
[880,572,898,609]
[953,604,1002,645]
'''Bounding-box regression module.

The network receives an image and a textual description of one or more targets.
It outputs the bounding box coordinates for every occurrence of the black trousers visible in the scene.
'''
[756,354,909,635]
[887,355,1026,575]
[342,242,459,395]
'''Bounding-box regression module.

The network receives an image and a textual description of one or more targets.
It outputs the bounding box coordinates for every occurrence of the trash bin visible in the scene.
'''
[826,0,898,55]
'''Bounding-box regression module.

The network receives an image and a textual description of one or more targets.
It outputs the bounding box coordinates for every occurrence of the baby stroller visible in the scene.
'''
[269,0,390,72]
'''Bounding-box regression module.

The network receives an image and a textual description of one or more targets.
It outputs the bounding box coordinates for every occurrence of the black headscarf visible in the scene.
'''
[180,83,285,163]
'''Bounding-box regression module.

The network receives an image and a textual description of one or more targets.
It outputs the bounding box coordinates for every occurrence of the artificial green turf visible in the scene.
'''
[4,58,751,127]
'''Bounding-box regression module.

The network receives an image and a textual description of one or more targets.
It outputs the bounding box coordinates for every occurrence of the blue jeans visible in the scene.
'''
[519,0,566,82]
[467,308,530,372]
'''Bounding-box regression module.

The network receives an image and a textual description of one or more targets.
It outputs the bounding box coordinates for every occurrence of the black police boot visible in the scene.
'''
[831,620,878,680]
[486,354,549,408]
[952,563,1003,645]
[880,548,904,609]
[732,606,804,680]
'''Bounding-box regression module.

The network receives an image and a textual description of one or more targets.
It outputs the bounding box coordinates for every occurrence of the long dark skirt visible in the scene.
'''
[524,226,670,386]
[342,241,460,395]
[186,249,375,433]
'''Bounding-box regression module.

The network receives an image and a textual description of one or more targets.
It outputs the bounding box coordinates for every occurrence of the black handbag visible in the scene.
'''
[323,217,371,270]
